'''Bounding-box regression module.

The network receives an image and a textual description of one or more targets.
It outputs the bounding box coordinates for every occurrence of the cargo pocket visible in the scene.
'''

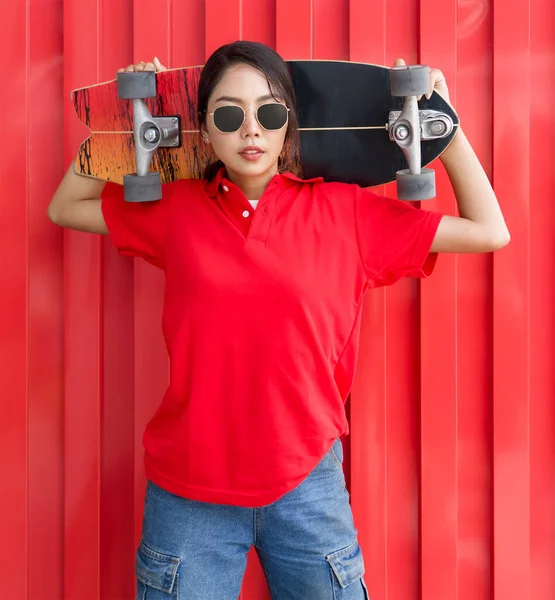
[135,539,180,599]
[325,539,370,599]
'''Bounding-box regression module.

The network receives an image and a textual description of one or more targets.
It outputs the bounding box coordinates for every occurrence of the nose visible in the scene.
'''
[240,108,261,138]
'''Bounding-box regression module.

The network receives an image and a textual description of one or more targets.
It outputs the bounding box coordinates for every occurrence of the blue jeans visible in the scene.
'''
[136,438,370,599]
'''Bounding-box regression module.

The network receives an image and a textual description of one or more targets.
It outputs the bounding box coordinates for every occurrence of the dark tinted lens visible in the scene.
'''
[257,104,288,130]
[213,106,245,132]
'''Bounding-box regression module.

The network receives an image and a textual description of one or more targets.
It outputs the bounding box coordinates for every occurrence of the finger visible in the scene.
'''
[124,65,135,72]
[143,62,156,72]
[393,58,406,68]
[153,57,167,71]
[430,68,444,80]
[427,69,445,99]
[425,74,434,100]
[428,72,436,100]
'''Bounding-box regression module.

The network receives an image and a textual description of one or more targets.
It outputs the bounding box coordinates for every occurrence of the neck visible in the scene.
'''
[225,165,279,200]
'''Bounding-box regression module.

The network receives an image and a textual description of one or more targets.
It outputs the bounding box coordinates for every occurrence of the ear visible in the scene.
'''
[198,111,210,143]
[200,124,210,144]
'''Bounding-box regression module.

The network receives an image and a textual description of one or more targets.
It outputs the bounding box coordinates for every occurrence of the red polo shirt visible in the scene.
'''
[102,168,442,507]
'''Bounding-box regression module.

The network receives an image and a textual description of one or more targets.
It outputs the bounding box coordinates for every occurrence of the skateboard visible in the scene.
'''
[72,60,459,202]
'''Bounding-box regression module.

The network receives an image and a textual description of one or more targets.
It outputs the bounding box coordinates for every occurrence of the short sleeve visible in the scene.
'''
[101,181,174,268]
[354,185,443,287]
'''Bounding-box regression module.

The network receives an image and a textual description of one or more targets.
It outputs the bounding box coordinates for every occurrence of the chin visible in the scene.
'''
[227,156,278,178]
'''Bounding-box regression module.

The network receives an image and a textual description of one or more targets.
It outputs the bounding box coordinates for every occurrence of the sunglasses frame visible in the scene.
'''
[206,102,290,133]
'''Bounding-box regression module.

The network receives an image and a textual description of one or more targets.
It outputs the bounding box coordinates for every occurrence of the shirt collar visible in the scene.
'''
[204,166,323,198]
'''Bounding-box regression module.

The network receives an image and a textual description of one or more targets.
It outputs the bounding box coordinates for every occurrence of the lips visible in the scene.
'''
[238,146,265,163]
[239,146,264,155]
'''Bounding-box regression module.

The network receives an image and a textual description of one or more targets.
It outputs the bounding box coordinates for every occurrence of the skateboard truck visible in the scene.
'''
[117,70,181,202]
[386,65,454,200]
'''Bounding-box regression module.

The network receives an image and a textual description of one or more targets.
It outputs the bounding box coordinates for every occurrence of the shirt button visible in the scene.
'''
[242,210,250,218]
[222,185,229,192]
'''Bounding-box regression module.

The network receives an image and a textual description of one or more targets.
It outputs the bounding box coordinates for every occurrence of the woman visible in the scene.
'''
[49,41,509,600]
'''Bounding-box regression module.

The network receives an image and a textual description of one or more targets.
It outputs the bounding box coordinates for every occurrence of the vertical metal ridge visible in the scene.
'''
[419,0,460,598]
[310,0,313,58]
[529,0,555,597]
[492,0,532,596]
[168,0,172,63]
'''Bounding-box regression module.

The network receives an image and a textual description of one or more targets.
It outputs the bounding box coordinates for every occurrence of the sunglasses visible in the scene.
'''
[207,103,290,133]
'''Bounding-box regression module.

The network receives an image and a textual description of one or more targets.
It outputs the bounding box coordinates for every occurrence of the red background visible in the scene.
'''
[0,0,553,598]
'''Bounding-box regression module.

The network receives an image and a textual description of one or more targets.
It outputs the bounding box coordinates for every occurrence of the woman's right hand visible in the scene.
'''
[118,57,167,74]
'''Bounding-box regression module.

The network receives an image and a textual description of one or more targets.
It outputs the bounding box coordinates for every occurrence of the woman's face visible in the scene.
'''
[202,63,288,181]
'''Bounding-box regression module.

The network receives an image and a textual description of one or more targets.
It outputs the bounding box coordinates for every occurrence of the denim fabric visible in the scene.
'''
[136,438,370,599]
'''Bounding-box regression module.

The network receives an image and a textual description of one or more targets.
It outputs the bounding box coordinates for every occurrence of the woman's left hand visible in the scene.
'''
[393,58,451,105]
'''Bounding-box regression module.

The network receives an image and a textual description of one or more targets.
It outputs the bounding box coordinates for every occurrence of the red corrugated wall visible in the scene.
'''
[0,0,554,599]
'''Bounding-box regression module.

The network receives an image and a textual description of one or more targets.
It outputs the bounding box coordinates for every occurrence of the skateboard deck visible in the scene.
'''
[72,60,459,189]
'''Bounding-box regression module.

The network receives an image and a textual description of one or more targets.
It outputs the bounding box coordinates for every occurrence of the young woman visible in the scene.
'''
[49,41,509,600]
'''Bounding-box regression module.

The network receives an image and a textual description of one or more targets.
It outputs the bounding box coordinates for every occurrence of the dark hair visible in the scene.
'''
[198,41,301,180]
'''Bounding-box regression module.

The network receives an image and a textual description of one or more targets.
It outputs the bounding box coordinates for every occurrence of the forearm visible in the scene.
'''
[440,128,508,236]
[47,158,108,234]
[427,128,510,253]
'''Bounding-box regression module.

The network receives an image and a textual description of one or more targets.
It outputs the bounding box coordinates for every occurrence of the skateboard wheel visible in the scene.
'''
[117,71,157,100]
[390,65,430,98]
[123,172,162,202]
[396,168,435,200]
